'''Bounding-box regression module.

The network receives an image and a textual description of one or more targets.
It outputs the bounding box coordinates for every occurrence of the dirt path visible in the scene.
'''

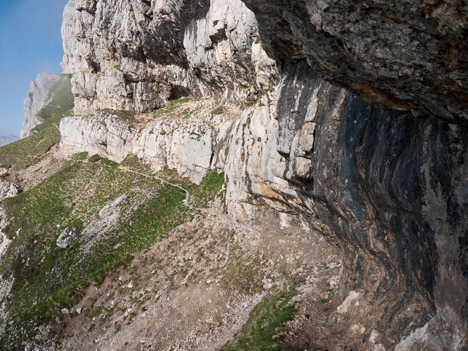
[60,200,343,351]
[118,166,193,208]
[66,156,194,208]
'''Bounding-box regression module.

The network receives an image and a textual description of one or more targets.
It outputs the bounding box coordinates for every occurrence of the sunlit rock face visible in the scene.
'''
[58,0,468,349]
[59,103,237,184]
[61,0,278,115]
[241,0,468,125]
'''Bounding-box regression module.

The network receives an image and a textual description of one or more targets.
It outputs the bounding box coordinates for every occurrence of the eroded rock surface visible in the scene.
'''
[61,0,277,115]
[241,0,468,124]
[21,73,72,138]
[225,62,468,350]
[60,101,239,183]
[59,71,468,348]
[0,174,18,306]
[135,106,236,183]
[5,0,467,350]
[60,111,136,163]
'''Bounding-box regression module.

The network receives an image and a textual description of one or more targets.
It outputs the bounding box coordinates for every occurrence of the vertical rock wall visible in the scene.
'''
[61,0,278,115]
[59,102,238,184]
[56,0,468,349]
[225,62,468,349]
[240,0,468,124]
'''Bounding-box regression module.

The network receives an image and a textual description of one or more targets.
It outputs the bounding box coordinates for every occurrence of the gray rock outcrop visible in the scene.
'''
[31,0,468,349]
[60,101,237,183]
[61,0,277,115]
[21,72,72,138]
[61,0,77,74]
[225,62,468,350]
[0,174,18,261]
[241,0,468,125]
[59,111,136,162]
[59,63,468,350]
[135,107,235,183]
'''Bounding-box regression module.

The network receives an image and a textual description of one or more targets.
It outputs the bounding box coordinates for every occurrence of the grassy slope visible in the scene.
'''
[35,75,74,132]
[0,88,297,350]
[0,126,60,170]
[0,75,73,171]
[220,288,298,351]
[0,152,225,349]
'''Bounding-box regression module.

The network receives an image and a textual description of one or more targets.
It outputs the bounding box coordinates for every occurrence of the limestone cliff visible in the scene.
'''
[226,64,468,350]
[60,100,238,183]
[241,0,468,125]
[2,0,467,350]
[21,73,73,138]
[56,0,467,349]
[61,0,277,114]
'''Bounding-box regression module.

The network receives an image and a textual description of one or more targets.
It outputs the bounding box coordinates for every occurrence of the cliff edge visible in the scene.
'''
[0,0,466,350]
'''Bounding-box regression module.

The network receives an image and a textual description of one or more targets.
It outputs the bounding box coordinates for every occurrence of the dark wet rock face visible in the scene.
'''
[274,62,468,349]
[241,0,468,125]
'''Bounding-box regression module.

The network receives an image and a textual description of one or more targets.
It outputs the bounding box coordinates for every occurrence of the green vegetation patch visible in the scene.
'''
[220,288,298,351]
[120,155,159,177]
[224,245,264,294]
[190,171,225,208]
[0,125,60,170]
[0,74,74,171]
[211,105,225,115]
[35,74,74,133]
[154,97,193,116]
[0,155,224,349]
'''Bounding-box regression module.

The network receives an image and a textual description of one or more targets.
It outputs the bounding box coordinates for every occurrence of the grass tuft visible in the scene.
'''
[220,288,298,351]
[154,97,193,116]
[211,106,224,115]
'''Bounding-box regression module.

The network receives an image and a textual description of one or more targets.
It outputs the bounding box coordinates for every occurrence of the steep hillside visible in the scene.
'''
[0,151,222,348]
[0,98,341,351]
[21,73,74,138]
[0,0,466,350]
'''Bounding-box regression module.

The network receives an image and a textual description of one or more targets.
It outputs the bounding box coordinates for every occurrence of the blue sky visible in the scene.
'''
[0,0,68,136]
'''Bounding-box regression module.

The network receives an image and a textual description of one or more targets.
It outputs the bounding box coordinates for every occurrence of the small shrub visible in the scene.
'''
[211,106,224,115]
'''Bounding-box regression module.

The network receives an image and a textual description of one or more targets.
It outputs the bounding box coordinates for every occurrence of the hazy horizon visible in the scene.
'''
[0,0,68,136]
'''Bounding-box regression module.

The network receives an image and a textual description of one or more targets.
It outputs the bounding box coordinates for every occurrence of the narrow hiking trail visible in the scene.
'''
[118,166,193,208]
[65,156,194,208]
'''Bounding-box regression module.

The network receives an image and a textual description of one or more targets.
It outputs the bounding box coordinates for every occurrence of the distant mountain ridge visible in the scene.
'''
[0,135,18,147]
[21,72,74,138]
